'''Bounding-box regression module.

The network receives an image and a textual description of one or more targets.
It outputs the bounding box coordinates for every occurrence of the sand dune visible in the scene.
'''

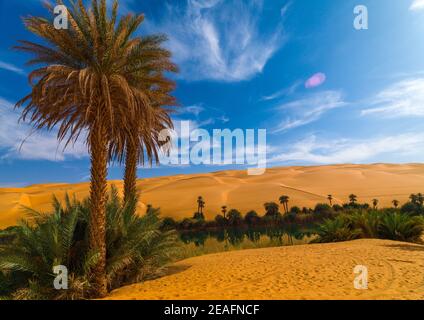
[1,163,424,228]
[105,239,424,300]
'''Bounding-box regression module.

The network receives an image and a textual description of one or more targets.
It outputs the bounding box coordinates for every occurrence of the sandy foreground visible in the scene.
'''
[1,163,424,228]
[105,239,424,300]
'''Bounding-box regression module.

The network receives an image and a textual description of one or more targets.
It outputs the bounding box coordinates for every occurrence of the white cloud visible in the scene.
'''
[261,80,301,101]
[0,97,87,161]
[146,0,285,82]
[361,78,424,117]
[273,90,346,132]
[410,0,424,11]
[269,133,424,164]
[179,105,205,116]
[0,61,25,76]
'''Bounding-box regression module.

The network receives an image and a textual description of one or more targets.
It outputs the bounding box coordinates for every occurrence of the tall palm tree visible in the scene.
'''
[15,0,156,297]
[108,35,177,204]
[327,194,333,206]
[279,195,289,214]
[372,198,379,210]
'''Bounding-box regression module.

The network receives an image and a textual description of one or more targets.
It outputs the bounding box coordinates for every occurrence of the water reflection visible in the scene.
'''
[179,226,316,249]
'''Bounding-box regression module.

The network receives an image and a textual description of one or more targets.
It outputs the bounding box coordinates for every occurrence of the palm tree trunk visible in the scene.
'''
[124,142,138,204]
[88,121,108,298]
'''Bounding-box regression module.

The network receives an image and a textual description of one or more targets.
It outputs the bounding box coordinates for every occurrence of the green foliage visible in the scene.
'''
[314,210,424,244]
[349,210,380,238]
[214,215,227,227]
[313,203,334,219]
[378,213,424,242]
[264,202,280,218]
[244,211,260,225]
[312,216,361,243]
[0,188,179,299]
[227,209,243,226]
[193,212,205,221]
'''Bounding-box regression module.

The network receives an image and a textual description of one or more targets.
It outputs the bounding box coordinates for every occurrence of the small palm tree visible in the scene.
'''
[199,200,205,214]
[392,199,400,208]
[221,206,228,219]
[197,196,205,214]
[327,194,333,206]
[372,199,379,210]
[279,195,290,214]
[349,194,358,205]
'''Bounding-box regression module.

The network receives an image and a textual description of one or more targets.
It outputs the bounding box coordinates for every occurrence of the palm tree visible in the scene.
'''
[392,200,399,209]
[199,199,205,214]
[264,202,280,218]
[197,196,205,214]
[112,36,177,204]
[349,194,358,205]
[372,199,379,210]
[14,0,156,297]
[327,194,333,206]
[279,195,290,214]
[221,206,228,219]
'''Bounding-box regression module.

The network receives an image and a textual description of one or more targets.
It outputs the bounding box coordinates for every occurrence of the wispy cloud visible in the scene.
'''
[0,97,87,161]
[179,105,205,116]
[269,133,424,164]
[410,0,424,11]
[361,78,424,117]
[261,80,301,101]
[146,0,285,82]
[273,90,346,132]
[0,61,25,76]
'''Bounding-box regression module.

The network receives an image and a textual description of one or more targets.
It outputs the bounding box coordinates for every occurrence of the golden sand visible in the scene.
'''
[1,163,424,228]
[105,239,424,300]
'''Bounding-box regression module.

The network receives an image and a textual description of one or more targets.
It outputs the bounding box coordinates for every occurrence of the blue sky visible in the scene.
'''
[1,0,424,186]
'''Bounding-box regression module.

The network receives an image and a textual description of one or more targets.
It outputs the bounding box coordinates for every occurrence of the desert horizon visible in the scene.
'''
[1,163,423,229]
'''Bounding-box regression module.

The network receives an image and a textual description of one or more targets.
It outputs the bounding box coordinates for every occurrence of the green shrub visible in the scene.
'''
[313,216,361,243]
[350,210,380,238]
[0,187,179,299]
[378,213,424,242]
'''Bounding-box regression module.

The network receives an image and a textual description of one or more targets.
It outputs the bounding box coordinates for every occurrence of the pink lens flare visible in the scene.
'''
[305,73,326,89]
